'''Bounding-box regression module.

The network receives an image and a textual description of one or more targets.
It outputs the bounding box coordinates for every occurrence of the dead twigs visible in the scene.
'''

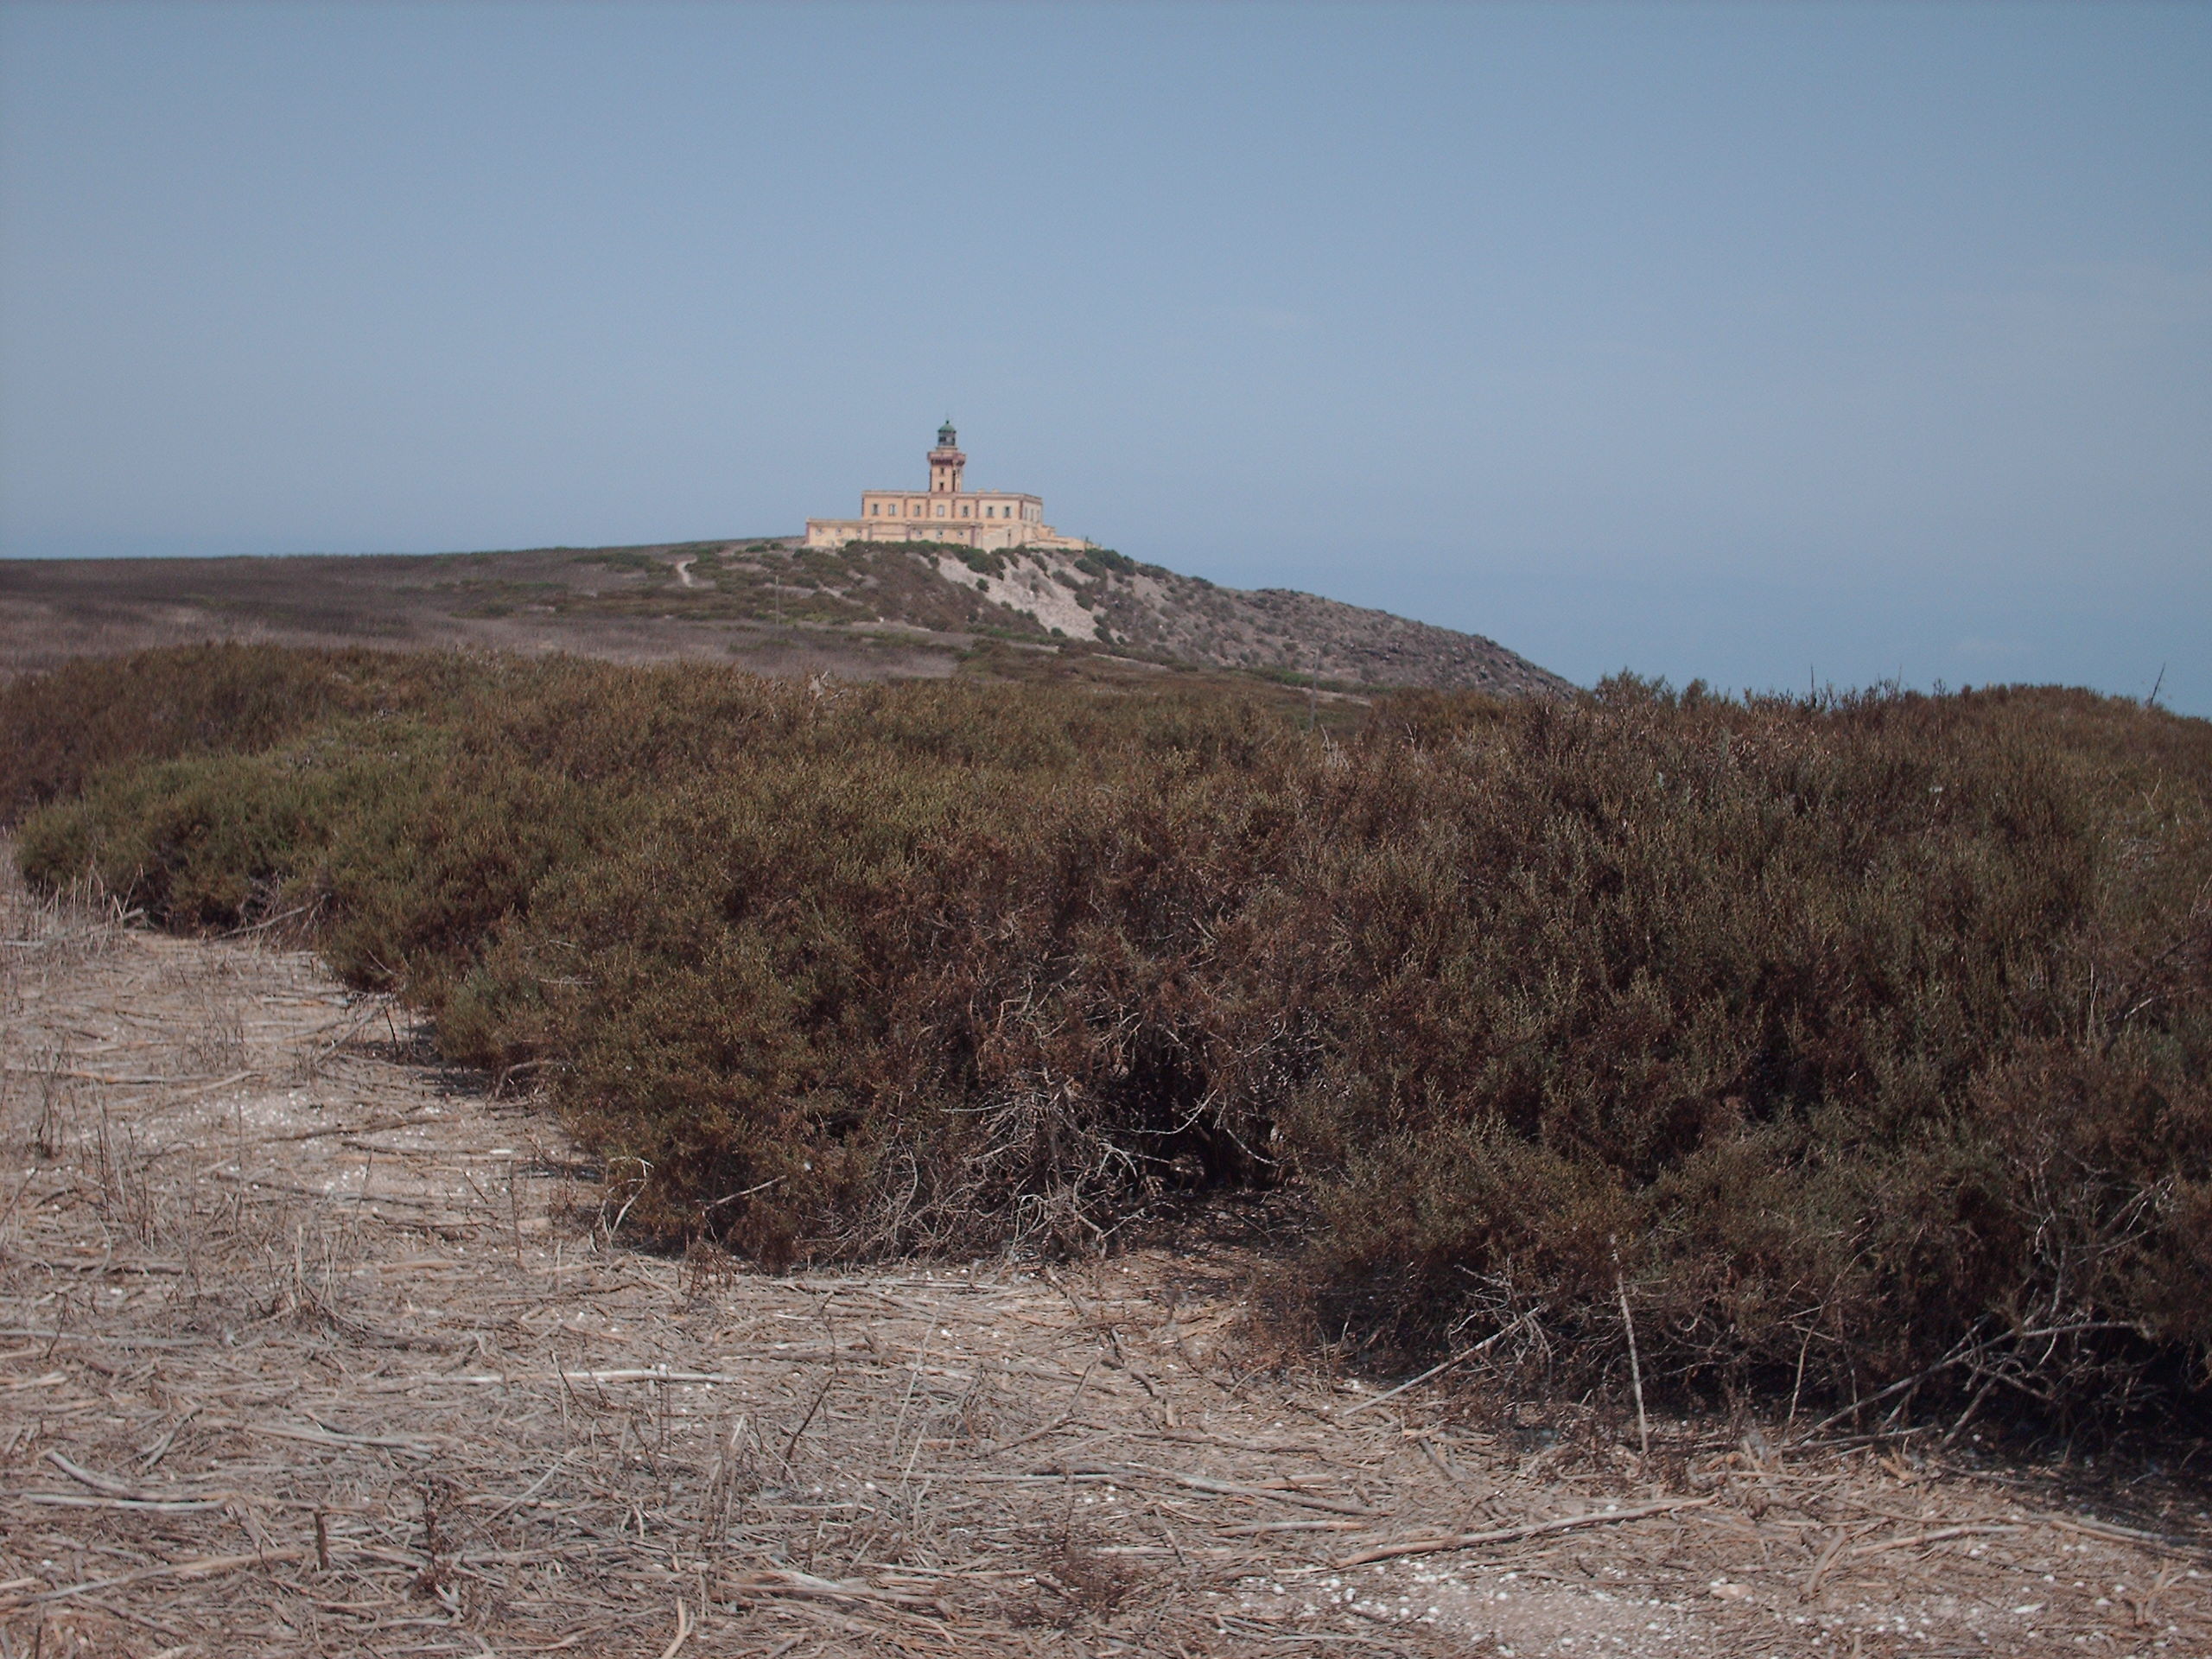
[1333,1497,1715,1567]
[0,1547,319,1611]
[1613,1242,1649,1459]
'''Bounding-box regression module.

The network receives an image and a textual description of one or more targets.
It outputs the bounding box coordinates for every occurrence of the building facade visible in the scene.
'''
[804,423,1090,552]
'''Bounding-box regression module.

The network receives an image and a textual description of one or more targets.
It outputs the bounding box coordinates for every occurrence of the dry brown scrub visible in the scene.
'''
[3,852,2209,1657]
[10,654,2212,1433]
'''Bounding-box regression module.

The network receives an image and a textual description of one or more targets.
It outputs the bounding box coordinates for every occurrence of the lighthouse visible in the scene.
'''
[803,423,1090,552]
[928,421,965,495]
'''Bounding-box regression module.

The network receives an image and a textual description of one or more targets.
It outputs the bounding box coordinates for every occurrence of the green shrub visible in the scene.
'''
[7,648,2209,1426]
[1076,549,1138,581]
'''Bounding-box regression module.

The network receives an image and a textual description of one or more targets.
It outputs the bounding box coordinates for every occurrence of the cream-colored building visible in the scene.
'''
[804,423,1090,552]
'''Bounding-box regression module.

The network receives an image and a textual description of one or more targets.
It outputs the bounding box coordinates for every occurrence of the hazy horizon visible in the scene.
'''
[3,3,2207,712]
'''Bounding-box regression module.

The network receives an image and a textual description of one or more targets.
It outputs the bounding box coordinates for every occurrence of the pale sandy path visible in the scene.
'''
[3,851,2206,1657]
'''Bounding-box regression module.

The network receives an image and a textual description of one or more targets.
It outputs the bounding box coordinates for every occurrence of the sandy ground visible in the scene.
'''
[3,855,2209,1657]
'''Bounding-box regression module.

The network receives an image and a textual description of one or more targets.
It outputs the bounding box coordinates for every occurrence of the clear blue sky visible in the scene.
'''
[3,3,2207,711]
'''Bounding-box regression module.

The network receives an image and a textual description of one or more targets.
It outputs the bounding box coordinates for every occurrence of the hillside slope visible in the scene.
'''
[0,537,1571,694]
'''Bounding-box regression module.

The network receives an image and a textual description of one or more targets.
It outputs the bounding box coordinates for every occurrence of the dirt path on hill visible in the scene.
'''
[3,855,2208,1658]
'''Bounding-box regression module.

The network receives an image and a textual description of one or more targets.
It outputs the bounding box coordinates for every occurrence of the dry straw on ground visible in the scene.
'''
[3,850,2208,1657]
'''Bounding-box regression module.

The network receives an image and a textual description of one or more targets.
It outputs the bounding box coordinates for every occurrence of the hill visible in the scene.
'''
[0,537,1571,695]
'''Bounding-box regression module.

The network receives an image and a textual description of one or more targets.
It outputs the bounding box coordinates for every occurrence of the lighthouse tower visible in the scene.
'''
[928,421,965,494]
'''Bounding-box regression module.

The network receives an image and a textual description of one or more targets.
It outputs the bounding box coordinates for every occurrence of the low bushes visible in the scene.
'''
[8,648,2209,1427]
